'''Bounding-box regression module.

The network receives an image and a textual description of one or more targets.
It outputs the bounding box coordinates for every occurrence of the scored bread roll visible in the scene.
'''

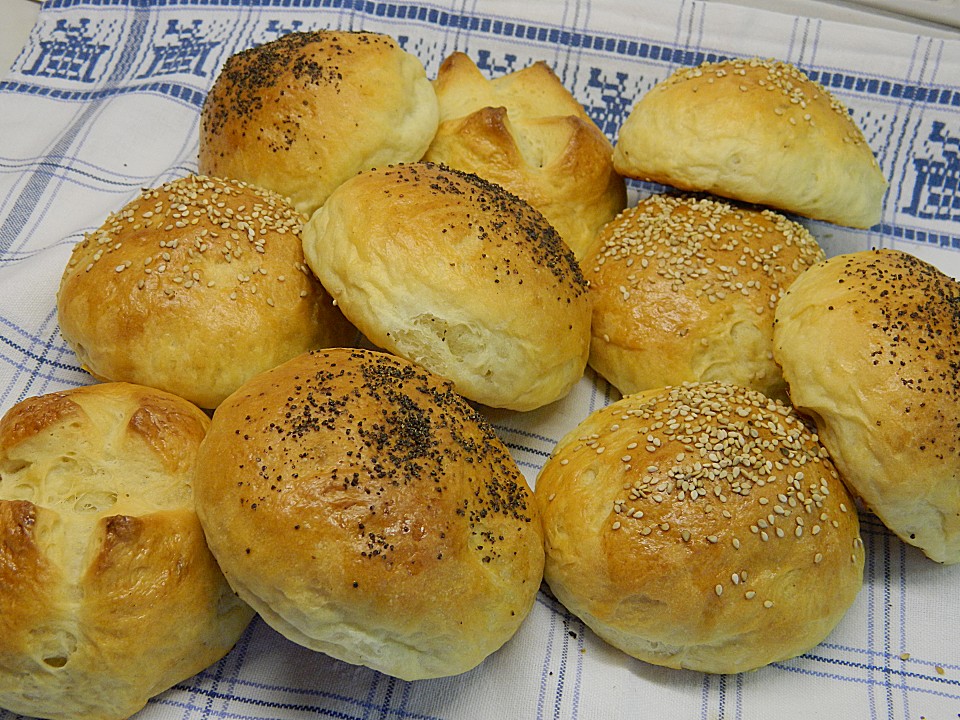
[193,347,545,681]
[423,52,627,259]
[56,174,355,409]
[773,249,960,564]
[612,57,887,229]
[585,193,824,402]
[301,162,592,411]
[198,30,439,217]
[535,381,864,674]
[0,382,254,720]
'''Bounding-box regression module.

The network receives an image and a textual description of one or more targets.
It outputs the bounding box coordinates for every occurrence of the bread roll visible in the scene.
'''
[773,249,960,564]
[57,174,355,409]
[423,52,626,259]
[0,382,254,720]
[301,162,591,411]
[198,30,438,216]
[193,347,544,681]
[585,193,824,402]
[612,57,887,229]
[535,381,864,674]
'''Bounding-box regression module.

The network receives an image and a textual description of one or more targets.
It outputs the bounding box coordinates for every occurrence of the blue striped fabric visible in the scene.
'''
[0,1,958,718]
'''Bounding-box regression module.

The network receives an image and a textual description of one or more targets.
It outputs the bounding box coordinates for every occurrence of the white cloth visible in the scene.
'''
[1,1,958,718]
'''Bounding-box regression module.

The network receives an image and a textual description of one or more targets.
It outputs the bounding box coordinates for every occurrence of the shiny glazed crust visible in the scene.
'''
[535,381,864,674]
[193,348,545,680]
[584,193,824,402]
[301,162,592,411]
[198,30,439,216]
[613,57,887,228]
[774,249,960,563]
[0,382,254,720]
[56,174,355,409]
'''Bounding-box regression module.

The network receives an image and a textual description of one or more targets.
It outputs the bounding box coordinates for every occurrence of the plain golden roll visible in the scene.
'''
[612,57,887,229]
[585,193,824,402]
[56,174,355,409]
[193,348,545,681]
[773,249,960,564]
[301,162,592,412]
[535,381,864,674]
[423,52,627,259]
[198,30,439,217]
[0,382,254,720]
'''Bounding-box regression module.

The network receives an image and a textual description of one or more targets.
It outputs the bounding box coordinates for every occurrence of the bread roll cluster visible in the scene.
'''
[7,23,952,718]
[535,53,959,679]
[32,29,607,715]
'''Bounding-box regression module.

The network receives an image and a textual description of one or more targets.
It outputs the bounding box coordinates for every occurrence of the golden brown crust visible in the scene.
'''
[0,501,59,661]
[773,249,960,563]
[612,57,887,228]
[535,381,863,673]
[301,162,591,411]
[194,347,544,680]
[424,52,626,259]
[0,382,253,720]
[584,193,824,401]
[198,30,438,216]
[56,174,355,409]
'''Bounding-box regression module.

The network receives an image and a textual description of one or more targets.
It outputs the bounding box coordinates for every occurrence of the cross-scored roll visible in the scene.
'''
[0,382,254,720]
[424,51,626,259]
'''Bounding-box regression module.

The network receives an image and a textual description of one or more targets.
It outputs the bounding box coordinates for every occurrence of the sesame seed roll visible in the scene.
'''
[193,347,544,680]
[774,249,960,564]
[301,161,592,412]
[198,30,439,217]
[612,57,887,229]
[585,193,824,402]
[56,174,355,409]
[535,381,864,674]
